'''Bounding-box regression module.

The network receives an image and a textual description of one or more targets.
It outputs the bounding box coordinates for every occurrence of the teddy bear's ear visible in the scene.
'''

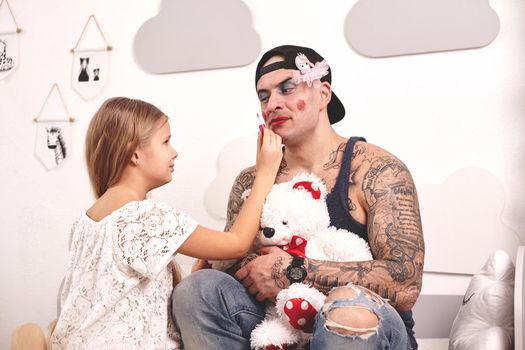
[291,173,327,200]
[292,181,322,200]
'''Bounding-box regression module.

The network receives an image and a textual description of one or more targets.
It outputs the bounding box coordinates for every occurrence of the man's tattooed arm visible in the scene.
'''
[224,156,288,231]
[224,166,256,231]
[306,146,425,311]
[223,166,259,274]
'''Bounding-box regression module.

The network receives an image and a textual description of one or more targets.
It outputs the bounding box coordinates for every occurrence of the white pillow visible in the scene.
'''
[449,250,515,350]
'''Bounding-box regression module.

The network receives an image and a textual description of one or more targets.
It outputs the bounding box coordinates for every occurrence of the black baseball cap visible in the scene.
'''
[255,45,345,124]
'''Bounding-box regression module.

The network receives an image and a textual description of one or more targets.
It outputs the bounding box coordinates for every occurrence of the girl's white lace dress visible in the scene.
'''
[51,200,197,349]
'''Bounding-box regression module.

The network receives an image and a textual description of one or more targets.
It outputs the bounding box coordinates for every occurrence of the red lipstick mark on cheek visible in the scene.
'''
[262,112,268,121]
[297,100,306,111]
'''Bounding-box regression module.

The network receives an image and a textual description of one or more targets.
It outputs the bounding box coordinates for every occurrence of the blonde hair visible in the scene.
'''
[85,97,166,198]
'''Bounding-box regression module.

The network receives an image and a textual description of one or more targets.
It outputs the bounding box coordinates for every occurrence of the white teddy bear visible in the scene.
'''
[249,173,373,350]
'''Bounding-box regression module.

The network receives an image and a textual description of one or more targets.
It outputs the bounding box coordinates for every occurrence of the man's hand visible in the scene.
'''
[235,247,292,302]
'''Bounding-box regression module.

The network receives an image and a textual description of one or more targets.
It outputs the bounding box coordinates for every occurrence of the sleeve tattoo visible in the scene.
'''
[224,166,256,231]
[306,150,425,311]
[223,167,258,274]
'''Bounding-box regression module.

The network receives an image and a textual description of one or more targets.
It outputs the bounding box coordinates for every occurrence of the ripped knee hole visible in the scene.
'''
[325,305,379,337]
[325,285,384,306]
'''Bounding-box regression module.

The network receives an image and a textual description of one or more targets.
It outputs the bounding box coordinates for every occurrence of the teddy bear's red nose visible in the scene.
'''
[263,227,275,238]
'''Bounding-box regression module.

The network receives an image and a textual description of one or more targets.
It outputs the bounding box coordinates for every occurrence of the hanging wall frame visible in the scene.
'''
[0,0,21,80]
[70,15,112,100]
[33,84,75,170]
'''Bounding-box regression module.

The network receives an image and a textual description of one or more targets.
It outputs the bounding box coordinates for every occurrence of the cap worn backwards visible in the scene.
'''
[255,45,345,124]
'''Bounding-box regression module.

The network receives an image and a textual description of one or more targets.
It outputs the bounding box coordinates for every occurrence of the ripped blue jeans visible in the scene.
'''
[310,284,410,349]
[172,270,410,350]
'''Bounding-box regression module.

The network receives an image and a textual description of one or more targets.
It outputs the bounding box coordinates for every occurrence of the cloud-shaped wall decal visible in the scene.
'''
[418,167,521,275]
[344,0,500,57]
[204,137,255,219]
[134,0,261,73]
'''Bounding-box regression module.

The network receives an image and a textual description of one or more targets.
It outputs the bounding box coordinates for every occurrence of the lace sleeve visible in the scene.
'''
[113,200,197,278]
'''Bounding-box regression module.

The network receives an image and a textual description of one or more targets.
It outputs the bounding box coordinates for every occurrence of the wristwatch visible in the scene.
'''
[286,256,307,284]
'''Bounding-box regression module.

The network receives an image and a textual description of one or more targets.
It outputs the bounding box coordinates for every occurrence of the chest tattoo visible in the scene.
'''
[323,142,347,170]
[347,197,357,211]
[278,157,290,176]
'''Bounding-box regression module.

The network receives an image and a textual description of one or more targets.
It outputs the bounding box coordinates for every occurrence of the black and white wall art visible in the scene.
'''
[33,83,74,170]
[0,0,21,80]
[71,50,108,100]
[70,15,111,100]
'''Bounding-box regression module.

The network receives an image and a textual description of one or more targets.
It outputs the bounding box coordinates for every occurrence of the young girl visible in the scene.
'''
[51,97,282,349]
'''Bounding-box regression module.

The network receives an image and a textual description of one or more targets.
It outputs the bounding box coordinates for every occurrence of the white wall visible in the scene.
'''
[1,0,523,347]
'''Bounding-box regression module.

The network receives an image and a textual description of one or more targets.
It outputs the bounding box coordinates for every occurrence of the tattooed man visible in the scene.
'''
[173,45,424,350]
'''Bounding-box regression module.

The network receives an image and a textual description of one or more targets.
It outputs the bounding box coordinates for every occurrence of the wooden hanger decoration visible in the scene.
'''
[33,84,74,170]
[0,0,22,80]
[70,14,112,100]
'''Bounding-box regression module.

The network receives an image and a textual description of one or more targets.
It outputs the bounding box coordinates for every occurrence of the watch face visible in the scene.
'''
[290,267,303,279]
[286,257,307,283]
[288,266,306,281]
